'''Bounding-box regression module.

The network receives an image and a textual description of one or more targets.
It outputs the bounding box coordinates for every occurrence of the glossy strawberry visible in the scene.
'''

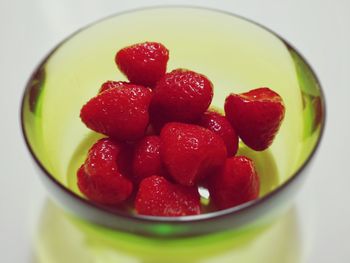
[77,139,133,205]
[199,111,239,156]
[224,87,285,151]
[83,138,120,177]
[99,80,131,93]
[151,69,213,124]
[135,176,200,216]
[80,84,152,141]
[160,122,227,186]
[115,42,169,87]
[132,136,163,183]
[208,156,259,210]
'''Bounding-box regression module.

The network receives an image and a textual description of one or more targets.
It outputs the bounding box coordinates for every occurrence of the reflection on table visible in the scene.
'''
[34,200,302,263]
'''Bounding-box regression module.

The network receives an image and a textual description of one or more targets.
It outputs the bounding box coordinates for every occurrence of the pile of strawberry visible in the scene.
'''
[77,42,285,217]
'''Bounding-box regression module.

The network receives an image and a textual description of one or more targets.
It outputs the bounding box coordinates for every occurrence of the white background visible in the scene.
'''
[0,0,349,262]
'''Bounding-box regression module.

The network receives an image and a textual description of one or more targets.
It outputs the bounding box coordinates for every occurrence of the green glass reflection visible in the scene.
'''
[287,47,324,168]
[34,201,302,263]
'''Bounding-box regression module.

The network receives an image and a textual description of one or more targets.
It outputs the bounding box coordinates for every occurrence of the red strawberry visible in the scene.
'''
[77,139,133,205]
[151,69,213,124]
[80,84,152,141]
[199,111,239,156]
[77,166,133,205]
[135,176,200,216]
[160,123,227,186]
[208,156,260,210]
[224,87,285,151]
[99,80,131,93]
[132,136,163,183]
[115,42,169,87]
[83,138,120,177]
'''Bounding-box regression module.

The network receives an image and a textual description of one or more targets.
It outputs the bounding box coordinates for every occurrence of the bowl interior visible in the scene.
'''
[22,7,324,223]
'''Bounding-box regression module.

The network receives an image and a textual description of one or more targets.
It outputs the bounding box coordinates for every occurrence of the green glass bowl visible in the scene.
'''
[21,6,325,238]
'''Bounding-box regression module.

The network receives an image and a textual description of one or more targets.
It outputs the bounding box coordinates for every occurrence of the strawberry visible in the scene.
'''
[80,84,152,141]
[83,138,120,177]
[99,80,131,93]
[160,122,227,186]
[132,136,163,183]
[224,87,285,151]
[151,69,213,125]
[115,42,169,87]
[208,156,260,210]
[135,176,200,216]
[77,138,133,205]
[199,111,239,156]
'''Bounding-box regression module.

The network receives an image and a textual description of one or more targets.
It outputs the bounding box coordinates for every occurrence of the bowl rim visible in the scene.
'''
[20,5,326,224]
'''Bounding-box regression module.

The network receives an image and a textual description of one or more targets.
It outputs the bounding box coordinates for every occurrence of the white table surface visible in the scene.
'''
[1,0,349,262]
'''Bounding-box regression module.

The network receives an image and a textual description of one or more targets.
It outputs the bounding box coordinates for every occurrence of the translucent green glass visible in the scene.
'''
[35,201,302,263]
[22,7,325,262]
